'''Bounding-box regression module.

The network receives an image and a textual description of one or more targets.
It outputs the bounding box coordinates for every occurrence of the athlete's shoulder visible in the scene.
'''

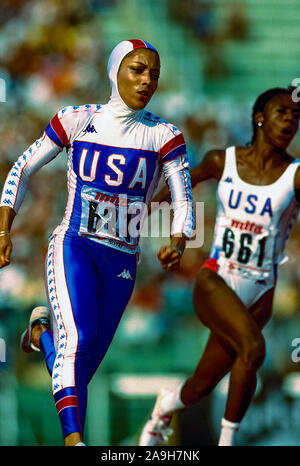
[46,104,103,149]
[202,148,226,174]
[141,111,185,161]
[203,148,226,161]
[57,104,103,120]
[142,111,183,137]
[190,148,225,184]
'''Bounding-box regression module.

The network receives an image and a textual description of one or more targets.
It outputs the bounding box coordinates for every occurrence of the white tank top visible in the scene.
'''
[210,146,300,279]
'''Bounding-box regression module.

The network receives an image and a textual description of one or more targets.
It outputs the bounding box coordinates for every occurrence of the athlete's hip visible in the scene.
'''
[201,258,276,309]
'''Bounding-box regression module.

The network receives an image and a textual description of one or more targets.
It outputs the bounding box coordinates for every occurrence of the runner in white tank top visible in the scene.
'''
[209,145,300,308]
[139,87,300,447]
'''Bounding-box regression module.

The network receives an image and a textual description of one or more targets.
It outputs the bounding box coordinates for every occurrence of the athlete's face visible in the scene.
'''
[258,93,300,149]
[117,49,160,110]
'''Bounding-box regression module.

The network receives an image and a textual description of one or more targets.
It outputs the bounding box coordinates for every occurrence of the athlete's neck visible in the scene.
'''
[107,93,142,119]
[246,138,287,170]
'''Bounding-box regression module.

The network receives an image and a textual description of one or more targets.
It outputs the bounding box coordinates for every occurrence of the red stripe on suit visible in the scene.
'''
[160,133,185,160]
[56,395,78,414]
[51,114,70,148]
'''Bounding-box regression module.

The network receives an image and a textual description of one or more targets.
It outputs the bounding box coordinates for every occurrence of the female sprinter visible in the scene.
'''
[0,39,194,446]
[139,86,300,446]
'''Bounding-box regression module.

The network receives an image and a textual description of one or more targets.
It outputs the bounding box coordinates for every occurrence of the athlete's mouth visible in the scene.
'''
[137,90,149,99]
[281,126,294,136]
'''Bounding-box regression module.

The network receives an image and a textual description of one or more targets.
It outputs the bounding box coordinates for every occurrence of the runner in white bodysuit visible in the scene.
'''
[140,86,300,447]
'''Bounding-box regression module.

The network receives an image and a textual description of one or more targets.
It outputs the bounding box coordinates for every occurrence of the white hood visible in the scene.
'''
[107,39,158,117]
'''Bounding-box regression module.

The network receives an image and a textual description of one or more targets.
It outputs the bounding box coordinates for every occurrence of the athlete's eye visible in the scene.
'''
[130,67,144,74]
[151,72,160,81]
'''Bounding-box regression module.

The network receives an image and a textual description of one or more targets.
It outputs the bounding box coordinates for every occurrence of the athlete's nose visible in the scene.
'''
[141,70,151,87]
[284,109,294,122]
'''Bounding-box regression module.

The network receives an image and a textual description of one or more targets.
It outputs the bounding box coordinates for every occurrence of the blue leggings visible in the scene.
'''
[41,231,137,438]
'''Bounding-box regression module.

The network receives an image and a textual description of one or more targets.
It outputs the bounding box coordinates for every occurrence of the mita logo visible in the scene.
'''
[228,189,273,217]
[230,218,263,234]
[94,191,131,207]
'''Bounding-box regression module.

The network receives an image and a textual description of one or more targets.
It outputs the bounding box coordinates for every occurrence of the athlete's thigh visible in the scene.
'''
[87,246,137,372]
[46,233,100,346]
[190,285,271,390]
[194,268,262,354]
[249,287,275,329]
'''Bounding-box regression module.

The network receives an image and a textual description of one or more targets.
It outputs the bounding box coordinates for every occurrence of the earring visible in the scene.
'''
[257,121,263,127]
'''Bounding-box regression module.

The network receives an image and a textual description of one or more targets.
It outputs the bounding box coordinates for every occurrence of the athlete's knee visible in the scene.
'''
[76,331,98,358]
[60,328,98,364]
[240,334,266,370]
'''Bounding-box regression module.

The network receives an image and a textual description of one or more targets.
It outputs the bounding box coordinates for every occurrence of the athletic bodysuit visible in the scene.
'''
[0,39,194,438]
[202,146,300,308]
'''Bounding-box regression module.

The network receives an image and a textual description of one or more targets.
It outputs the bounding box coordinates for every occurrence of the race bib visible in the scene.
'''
[215,215,276,278]
[79,186,145,246]
[221,226,270,275]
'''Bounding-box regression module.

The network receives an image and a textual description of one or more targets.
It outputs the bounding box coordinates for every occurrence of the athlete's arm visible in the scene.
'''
[0,105,85,268]
[155,149,225,271]
[0,206,15,268]
[157,233,188,271]
[190,149,225,186]
[155,139,194,270]
[294,165,300,202]
[150,149,225,207]
[0,132,63,268]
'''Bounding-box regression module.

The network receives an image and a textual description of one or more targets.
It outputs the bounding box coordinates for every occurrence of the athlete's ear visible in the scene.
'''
[254,111,264,126]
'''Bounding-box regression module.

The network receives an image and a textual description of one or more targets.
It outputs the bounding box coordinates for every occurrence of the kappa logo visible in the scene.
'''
[117,269,133,280]
[224,177,233,183]
[83,123,97,134]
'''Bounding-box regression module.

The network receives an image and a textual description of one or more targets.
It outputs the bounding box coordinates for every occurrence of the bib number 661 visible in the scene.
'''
[222,227,267,267]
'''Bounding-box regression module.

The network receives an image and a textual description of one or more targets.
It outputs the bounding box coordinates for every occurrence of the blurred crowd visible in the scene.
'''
[1,0,300,349]
[1,0,300,445]
[169,0,250,80]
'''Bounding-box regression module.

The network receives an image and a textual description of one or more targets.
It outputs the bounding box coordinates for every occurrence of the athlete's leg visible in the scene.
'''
[182,283,274,405]
[250,287,274,328]
[222,286,273,421]
[46,233,102,445]
[139,270,274,446]
[20,305,56,375]
[181,332,234,405]
[32,326,56,375]
[139,330,236,446]
[85,246,137,383]
[192,268,266,423]
[46,234,137,445]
